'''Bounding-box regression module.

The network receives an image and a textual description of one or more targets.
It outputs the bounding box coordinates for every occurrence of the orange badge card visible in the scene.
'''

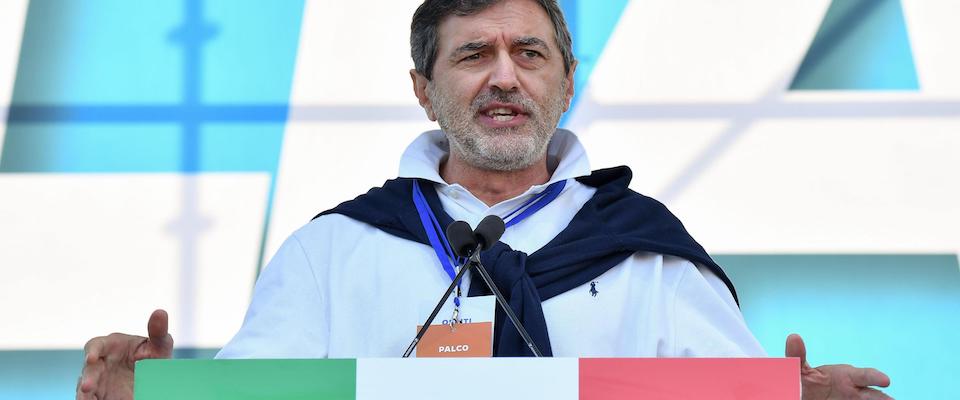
[415,321,493,357]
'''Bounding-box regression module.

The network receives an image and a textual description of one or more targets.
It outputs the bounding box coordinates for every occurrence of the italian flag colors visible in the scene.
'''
[136,358,798,399]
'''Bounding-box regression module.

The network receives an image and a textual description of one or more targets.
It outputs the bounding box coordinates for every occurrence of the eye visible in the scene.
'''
[461,53,482,62]
[521,50,542,59]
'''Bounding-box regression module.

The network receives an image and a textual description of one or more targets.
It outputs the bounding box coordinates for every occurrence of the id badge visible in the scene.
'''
[415,295,495,357]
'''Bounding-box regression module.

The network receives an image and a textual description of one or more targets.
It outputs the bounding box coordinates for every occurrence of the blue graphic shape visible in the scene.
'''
[8,1,183,105]
[0,1,306,389]
[719,254,960,399]
[559,0,630,125]
[791,0,918,90]
[0,0,304,172]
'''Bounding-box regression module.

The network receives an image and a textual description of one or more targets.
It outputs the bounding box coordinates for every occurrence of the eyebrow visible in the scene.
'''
[513,36,550,54]
[451,41,490,59]
[448,36,552,60]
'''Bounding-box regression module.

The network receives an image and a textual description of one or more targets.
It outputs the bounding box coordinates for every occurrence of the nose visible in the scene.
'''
[487,53,520,92]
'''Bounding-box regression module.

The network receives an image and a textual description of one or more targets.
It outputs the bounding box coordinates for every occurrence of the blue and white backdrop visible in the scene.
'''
[1,1,958,398]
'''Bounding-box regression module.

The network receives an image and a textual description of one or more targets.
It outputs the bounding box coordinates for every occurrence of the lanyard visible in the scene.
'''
[412,181,463,305]
[411,179,567,307]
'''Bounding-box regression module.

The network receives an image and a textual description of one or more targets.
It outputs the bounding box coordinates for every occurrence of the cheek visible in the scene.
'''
[522,72,566,100]
[443,72,484,90]
[445,74,487,101]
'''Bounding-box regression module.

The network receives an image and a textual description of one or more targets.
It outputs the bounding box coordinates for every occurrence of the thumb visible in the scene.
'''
[785,333,810,369]
[145,309,173,355]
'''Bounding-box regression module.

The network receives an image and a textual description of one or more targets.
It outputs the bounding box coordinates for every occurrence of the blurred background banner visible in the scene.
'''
[1,0,957,398]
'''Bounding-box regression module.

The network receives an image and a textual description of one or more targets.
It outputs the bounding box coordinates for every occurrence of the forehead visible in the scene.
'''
[435,0,557,51]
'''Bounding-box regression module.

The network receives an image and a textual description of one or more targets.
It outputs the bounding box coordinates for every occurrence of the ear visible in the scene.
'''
[562,60,578,112]
[410,69,437,121]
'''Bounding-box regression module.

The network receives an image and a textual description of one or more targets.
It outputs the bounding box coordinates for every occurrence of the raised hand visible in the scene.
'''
[77,309,174,400]
[786,333,892,400]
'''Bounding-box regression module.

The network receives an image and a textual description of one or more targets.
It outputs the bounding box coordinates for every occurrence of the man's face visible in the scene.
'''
[412,0,575,171]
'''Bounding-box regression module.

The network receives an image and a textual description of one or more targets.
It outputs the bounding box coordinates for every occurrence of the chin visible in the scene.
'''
[446,123,551,171]
[472,139,544,171]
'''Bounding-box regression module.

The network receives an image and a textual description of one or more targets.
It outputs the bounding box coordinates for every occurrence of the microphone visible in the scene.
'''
[446,215,504,258]
[474,215,505,251]
[445,220,476,258]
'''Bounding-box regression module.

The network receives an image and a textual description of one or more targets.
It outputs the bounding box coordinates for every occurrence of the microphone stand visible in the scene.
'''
[465,248,543,357]
[402,256,473,358]
[402,244,544,358]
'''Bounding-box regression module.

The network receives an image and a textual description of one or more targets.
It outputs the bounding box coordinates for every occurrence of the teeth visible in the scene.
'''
[486,107,516,117]
[493,114,515,121]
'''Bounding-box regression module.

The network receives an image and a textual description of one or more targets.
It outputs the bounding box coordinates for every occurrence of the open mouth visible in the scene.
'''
[479,103,527,124]
[486,107,519,121]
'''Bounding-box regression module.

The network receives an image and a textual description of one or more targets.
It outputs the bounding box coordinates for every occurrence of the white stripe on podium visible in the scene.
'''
[356,358,579,400]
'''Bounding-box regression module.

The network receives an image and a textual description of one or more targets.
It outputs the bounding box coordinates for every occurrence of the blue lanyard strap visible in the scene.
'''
[412,179,568,304]
[412,181,463,306]
[503,180,566,228]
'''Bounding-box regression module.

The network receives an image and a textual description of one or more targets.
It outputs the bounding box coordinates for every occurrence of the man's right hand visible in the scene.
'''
[77,309,174,400]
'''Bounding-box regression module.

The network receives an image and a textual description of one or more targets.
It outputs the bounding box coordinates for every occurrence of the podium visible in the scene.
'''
[135,357,799,399]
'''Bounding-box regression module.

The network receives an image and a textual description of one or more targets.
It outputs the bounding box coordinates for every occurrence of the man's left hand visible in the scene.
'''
[786,333,893,400]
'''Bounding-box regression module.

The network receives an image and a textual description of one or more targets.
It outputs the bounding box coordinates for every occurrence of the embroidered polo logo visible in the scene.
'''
[590,281,599,297]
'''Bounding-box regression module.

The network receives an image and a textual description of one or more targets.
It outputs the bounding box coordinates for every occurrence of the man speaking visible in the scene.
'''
[78,1,892,399]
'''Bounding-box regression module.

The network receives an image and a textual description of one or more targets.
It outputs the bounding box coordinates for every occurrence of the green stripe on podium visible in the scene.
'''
[135,359,357,400]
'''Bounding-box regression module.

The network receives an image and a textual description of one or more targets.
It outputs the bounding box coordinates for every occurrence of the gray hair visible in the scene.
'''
[410,0,575,80]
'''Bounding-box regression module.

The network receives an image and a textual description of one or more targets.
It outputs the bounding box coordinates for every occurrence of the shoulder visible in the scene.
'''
[667,255,739,308]
[626,253,705,285]
[578,167,680,221]
[621,253,738,308]
[291,213,392,250]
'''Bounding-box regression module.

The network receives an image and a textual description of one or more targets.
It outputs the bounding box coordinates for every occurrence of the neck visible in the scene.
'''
[441,151,550,206]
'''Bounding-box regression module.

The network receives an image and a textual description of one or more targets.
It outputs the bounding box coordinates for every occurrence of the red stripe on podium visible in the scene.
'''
[579,358,799,400]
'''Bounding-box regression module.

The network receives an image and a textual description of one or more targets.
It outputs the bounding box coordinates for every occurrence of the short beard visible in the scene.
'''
[428,81,567,172]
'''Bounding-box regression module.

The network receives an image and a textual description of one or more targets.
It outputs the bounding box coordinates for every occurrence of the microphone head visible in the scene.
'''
[474,215,505,251]
[445,220,478,258]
